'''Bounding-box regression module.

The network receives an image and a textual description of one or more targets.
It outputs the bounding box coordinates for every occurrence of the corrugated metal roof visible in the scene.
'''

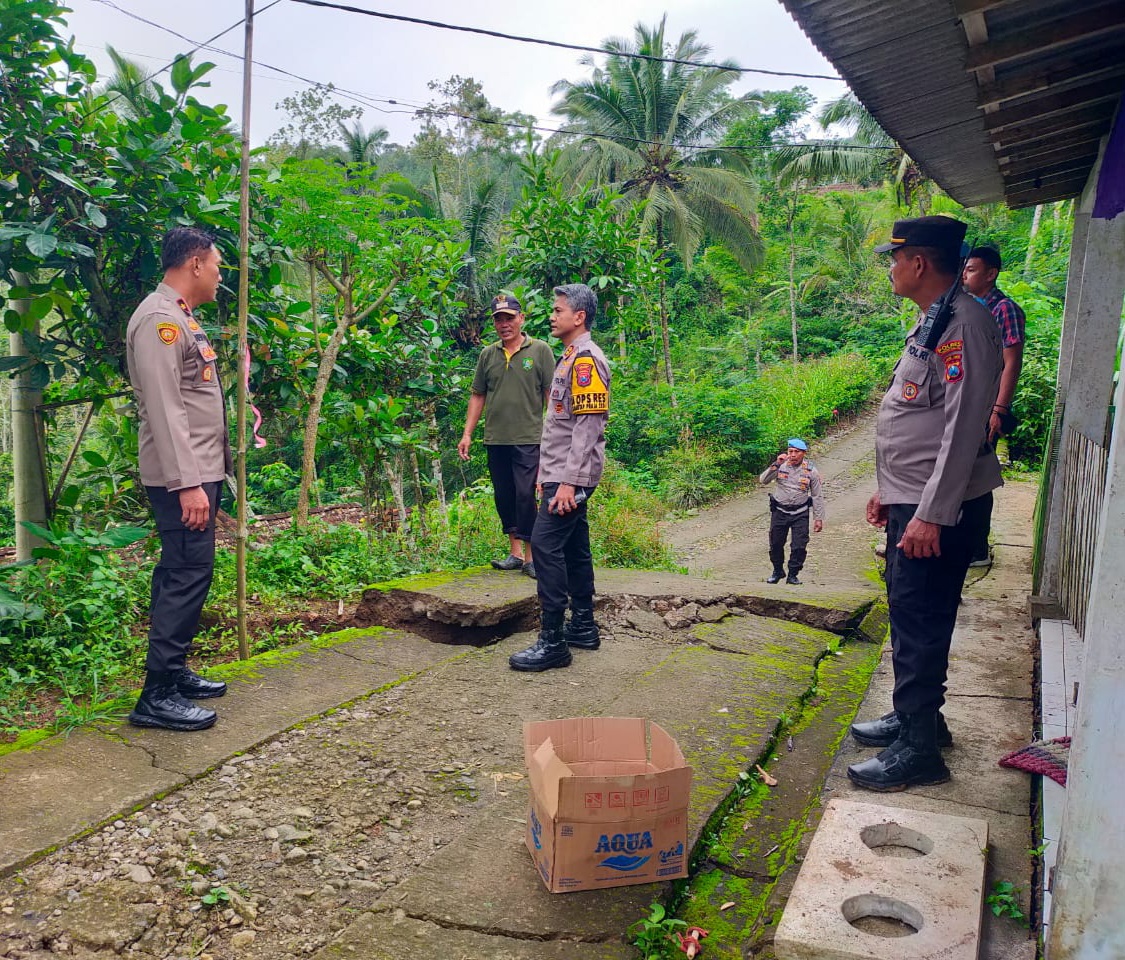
[779,0,1125,208]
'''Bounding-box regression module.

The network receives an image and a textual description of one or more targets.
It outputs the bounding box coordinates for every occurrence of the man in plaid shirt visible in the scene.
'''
[962,245,1026,566]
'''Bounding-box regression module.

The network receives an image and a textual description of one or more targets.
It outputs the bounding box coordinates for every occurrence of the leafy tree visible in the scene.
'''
[268,83,363,160]
[722,86,815,172]
[264,158,465,525]
[551,17,764,386]
[498,152,661,352]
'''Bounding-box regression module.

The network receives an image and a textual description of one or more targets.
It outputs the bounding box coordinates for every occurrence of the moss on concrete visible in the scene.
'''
[367,567,490,593]
[0,728,54,758]
[208,625,388,681]
[665,637,886,955]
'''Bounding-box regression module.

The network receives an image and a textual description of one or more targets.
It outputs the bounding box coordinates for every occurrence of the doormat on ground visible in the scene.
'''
[999,736,1071,786]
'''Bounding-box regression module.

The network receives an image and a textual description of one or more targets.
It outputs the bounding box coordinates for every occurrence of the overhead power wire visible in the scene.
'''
[287,0,845,82]
[78,0,283,121]
[78,0,890,154]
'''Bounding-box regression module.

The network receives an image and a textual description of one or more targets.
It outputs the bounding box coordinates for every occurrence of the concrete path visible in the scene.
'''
[0,415,1038,960]
[699,478,1040,959]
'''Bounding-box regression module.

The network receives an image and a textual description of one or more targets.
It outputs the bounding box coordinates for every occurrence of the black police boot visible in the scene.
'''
[564,600,600,650]
[786,571,802,585]
[846,712,951,792]
[128,672,217,732]
[851,709,953,748]
[176,666,227,700]
[765,566,785,584]
[509,611,572,672]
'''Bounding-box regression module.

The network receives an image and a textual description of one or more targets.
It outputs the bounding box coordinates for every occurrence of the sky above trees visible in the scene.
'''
[61,0,845,146]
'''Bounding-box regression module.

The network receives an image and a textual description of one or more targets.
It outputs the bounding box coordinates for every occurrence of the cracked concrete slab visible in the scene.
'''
[688,615,839,657]
[361,616,832,950]
[114,629,458,780]
[0,628,462,876]
[0,731,184,872]
[312,909,635,960]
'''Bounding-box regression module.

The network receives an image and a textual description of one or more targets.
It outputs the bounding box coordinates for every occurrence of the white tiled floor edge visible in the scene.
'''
[1037,617,1083,948]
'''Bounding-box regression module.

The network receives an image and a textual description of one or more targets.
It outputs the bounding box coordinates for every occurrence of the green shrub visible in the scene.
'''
[655,439,728,510]
[589,461,679,570]
[747,352,874,449]
[0,522,152,696]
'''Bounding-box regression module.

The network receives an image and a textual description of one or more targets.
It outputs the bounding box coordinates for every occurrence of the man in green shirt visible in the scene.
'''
[458,295,555,577]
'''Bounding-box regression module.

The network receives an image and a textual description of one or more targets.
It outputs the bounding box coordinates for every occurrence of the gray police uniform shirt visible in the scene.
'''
[759,459,826,521]
[538,332,610,487]
[126,282,232,492]
[876,289,1003,525]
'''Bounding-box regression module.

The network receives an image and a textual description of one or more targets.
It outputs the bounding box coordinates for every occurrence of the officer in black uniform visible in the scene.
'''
[509,284,610,672]
[848,216,1003,791]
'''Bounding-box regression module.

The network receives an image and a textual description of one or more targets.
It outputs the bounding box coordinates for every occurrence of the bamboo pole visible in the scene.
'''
[235,0,255,661]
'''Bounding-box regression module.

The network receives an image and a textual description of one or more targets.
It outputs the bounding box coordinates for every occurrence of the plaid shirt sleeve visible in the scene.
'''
[987,290,1026,348]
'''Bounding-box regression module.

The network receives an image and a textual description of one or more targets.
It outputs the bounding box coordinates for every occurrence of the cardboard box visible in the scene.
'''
[523,717,693,893]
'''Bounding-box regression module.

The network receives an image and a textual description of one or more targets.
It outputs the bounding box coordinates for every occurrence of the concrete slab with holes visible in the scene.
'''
[774,798,989,960]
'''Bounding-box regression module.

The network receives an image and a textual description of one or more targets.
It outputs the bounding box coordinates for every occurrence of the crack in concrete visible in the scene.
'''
[390,908,622,944]
[949,692,1034,701]
[702,856,776,883]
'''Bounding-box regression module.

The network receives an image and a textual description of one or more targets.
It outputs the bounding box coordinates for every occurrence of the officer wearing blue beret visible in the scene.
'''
[759,438,825,585]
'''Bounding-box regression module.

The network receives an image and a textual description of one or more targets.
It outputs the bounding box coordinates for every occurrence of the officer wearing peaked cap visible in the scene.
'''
[848,215,1003,791]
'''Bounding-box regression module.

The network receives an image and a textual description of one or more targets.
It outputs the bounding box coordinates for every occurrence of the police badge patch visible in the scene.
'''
[575,360,593,387]
[156,322,180,345]
[944,353,964,382]
[902,381,919,401]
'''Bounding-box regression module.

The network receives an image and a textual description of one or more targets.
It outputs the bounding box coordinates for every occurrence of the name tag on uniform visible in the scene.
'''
[570,358,608,415]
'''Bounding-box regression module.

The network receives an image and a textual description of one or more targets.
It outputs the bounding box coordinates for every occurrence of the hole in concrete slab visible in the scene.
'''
[860,822,934,858]
[842,894,923,938]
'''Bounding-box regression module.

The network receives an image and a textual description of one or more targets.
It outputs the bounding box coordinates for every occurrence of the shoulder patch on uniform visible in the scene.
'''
[944,353,964,382]
[570,357,608,415]
[156,322,180,345]
[936,339,963,355]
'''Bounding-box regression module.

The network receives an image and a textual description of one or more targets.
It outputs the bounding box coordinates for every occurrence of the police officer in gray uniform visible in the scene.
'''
[760,438,825,584]
[126,227,232,731]
[509,284,610,672]
[848,216,1003,791]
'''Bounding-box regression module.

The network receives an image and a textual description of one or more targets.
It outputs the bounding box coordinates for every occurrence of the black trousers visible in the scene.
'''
[769,508,810,574]
[145,482,220,674]
[486,444,541,543]
[885,494,991,715]
[971,491,994,561]
[530,483,595,616]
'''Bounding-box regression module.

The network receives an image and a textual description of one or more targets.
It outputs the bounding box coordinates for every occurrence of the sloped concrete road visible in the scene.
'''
[0,415,1036,959]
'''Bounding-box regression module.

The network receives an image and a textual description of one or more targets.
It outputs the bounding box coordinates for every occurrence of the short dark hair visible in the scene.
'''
[553,283,598,329]
[969,245,1002,271]
[902,244,961,277]
[161,227,217,271]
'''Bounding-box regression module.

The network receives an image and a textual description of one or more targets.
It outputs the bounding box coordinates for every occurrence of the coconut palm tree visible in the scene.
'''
[773,93,929,208]
[338,121,389,164]
[551,17,764,387]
